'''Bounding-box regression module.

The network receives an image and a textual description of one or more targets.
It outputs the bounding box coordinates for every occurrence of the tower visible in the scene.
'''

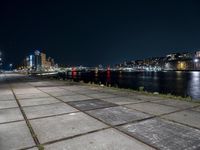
[34,50,41,71]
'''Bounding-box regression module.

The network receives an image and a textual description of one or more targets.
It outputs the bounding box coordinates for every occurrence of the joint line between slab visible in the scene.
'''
[7,77,41,147]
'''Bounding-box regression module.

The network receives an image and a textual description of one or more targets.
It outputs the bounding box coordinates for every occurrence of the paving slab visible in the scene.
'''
[57,94,92,102]
[0,108,24,123]
[0,100,18,109]
[0,94,15,101]
[0,121,35,150]
[96,88,120,94]
[111,92,137,99]
[38,87,64,92]
[29,80,65,87]
[28,81,65,87]
[68,99,117,111]
[162,110,200,129]
[13,88,42,94]
[192,106,200,112]
[87,93,117,99]
[16,92,50,99]
[27,147,38,150]
[30,112,107,144]
[0,89,13,95]
[125,102,179,115]
[88,86,103,90]
[23,102,78,119]
[87,106,152,126]
[29,81,52,87]
[45,128,155,150]
[102,96,142,105]
[128,95,163,101]
[152,99,200,109]
[47,90,76,97]
[63,86,90,92]
[76,90,100,94]
[19,97,60,107]
[0,84,9,88]
[119,118,200,150]
[11,83,31,88]
[59,86,75,91]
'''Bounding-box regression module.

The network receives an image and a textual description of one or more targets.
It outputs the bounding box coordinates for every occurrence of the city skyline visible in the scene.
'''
[14,49,200,67]
[18,49,200,72]
[1,1,200,66]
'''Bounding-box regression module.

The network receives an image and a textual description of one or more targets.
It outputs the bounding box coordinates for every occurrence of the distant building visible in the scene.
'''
[166,53,178,61]
[21,50,56,71]
[117,50,200,71]
[178,52,194,59]
[29,55,35,68]
[195,51,200,58]
[34,50,41,71]
[41,52,46,67]
[135,60,143,66]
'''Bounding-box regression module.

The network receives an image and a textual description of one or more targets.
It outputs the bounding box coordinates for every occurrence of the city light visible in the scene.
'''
[0,51,2,68]
[9,64,13,70]
[30,55,33,67]
[194,58,199,63]
[177,61,187,70]
[34,50,40,56]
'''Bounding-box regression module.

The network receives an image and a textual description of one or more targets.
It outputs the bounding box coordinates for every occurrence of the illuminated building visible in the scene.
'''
[34,50,41,71]
[177,61,187,70]
[178,52,194,59]
[166,53,178,61]
[40,53,55,71]
[29,55,35,68]
[41,52,47,68]
[20,49,56,71]
[195,51,200,58]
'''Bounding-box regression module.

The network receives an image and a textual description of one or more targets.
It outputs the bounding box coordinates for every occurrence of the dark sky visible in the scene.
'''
[1,0,200,66]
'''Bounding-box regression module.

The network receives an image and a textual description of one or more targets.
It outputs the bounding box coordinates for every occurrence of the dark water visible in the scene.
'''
[63,70,200,100]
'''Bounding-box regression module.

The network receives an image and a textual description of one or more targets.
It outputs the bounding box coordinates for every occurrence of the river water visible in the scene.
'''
[63,70,200,100]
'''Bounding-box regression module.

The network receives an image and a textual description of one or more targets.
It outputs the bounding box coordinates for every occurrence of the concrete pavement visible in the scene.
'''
[0,73,200,150]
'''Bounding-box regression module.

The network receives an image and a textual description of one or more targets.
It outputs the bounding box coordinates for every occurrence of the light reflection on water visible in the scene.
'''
[188,72,200,99]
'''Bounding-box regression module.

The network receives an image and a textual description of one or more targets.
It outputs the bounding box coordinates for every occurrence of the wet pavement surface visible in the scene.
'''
[0,73,200,150]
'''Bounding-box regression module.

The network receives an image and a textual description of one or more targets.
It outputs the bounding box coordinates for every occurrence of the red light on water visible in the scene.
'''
[72,67,77,78]
[107,66,111,82]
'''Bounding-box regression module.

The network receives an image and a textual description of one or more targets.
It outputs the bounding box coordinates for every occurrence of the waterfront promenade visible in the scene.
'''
[0,73,200,150]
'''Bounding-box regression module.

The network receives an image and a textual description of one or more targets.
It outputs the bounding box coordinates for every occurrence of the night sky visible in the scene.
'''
[1,0,200,67]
